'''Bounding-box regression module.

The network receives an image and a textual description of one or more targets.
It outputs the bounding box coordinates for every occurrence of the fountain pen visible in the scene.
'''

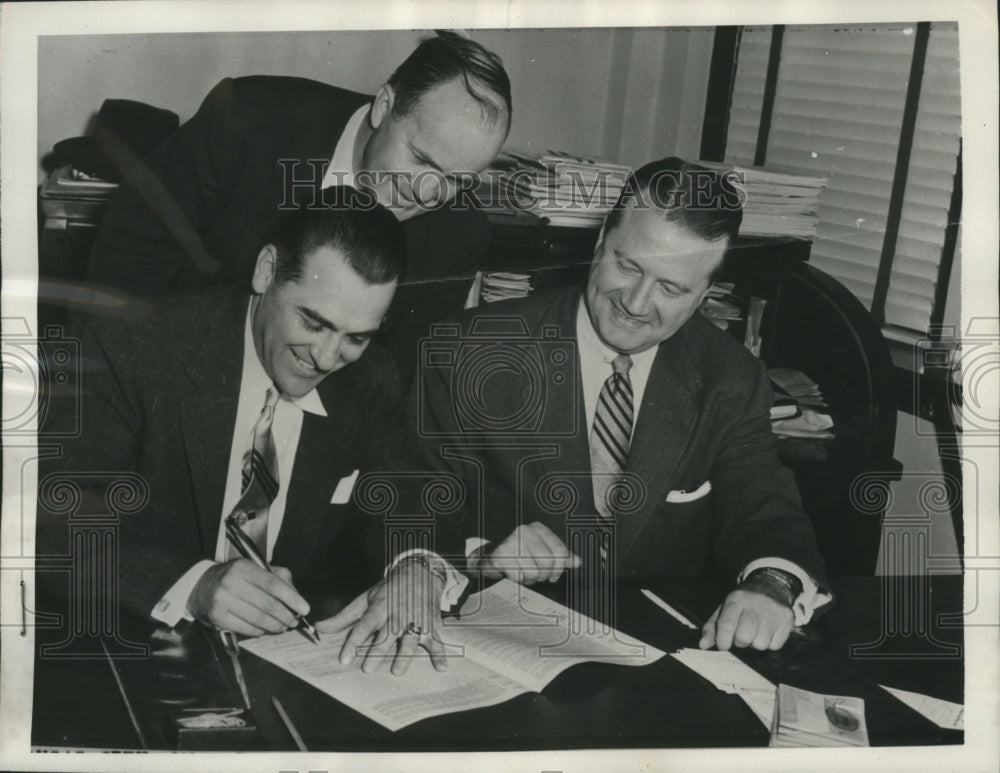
[224,516,320,644]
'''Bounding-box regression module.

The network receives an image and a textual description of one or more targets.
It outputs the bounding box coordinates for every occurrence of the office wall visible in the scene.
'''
[37,27,714,180]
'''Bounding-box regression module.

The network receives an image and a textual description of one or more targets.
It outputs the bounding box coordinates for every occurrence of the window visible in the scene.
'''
[720,22,961,336]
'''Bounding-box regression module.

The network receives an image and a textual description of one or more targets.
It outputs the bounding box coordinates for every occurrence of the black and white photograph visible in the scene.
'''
[1,1,997,771]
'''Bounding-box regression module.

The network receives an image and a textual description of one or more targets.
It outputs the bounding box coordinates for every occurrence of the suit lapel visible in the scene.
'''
[272,374,359,574]
[617,325,703,564]
[533,288,592,510]
[180,288,247,550]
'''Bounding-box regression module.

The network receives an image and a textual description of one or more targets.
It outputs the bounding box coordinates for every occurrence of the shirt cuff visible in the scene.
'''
[738,557,833,626]
[150,560,216,627]
[387,549,468,612]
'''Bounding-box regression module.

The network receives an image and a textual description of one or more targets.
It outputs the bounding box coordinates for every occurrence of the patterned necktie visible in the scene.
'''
[226,386,280,559]
[590,354,634,520]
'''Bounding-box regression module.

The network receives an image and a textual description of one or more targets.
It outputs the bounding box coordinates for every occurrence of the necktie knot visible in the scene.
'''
[261,386,279,421]
[612,353,633,379]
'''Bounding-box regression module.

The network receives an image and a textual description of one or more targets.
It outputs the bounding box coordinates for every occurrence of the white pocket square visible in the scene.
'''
[665,480,712,503]
[330,469,360,504]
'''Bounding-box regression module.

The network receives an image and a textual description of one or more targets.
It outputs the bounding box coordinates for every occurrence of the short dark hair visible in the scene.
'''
[264,186,406,286]
[604,157,743,281]
[387,30,512,133]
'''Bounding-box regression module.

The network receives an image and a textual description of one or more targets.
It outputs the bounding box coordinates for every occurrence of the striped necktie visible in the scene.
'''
[227,386,280,559]
[590,354,634,520]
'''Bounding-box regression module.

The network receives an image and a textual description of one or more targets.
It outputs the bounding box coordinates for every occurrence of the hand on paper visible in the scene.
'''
[188,559,310,637]
[317,559,447,675]
[698,588,794,651]
[470,522,581,584]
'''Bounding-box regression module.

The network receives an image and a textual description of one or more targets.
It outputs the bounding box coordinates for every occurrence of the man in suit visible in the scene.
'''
[40,192,460,663]
[341,157,831,655]
[86,31,512,383]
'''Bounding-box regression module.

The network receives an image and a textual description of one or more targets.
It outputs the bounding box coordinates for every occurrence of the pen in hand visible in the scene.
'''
[224,516,320,644]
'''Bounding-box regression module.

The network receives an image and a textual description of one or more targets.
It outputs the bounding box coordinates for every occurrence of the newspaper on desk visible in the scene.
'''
[240,579,664,731]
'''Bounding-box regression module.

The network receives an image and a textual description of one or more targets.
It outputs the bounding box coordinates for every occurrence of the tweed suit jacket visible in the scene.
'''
[87,75,491,382]
[411,284,828,586]
[38,285,428,619]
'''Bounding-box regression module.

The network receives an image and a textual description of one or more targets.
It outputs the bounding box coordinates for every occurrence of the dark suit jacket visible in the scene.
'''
[87,75,491,383]
[411,284,828,586]
[37,285,438,620]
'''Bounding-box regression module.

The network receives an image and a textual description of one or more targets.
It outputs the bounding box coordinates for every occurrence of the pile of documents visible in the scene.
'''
[491,149,632,227]
[767,367,834,438]
[769,684,869,747]
[698,282,743,332]
[480,271,533,303]
[699,161,827,239]
[698,284,767,359]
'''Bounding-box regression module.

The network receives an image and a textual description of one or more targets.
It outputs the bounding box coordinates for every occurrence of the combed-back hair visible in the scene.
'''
[605,156,743,243]
[265,186,406,286]
[387,30,512,131]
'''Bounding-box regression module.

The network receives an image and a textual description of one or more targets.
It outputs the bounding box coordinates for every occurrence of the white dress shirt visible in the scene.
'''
[152,299,326,626]
[470,298,830,625]
[575,298,830,625]
[320,104,368,190]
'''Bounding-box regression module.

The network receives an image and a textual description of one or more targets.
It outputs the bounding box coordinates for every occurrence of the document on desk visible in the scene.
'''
[240,579,664,731]
[880,684,964,730]
[671,648,777,727]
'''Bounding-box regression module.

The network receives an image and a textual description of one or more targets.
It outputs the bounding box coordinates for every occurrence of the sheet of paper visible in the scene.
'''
[738,687,777,728]
[880,684,964,730]
[671,647,775,694]
[240,629,531,732]
[447,580,665,691]
[671,648,777,728]
[241,580,665,731]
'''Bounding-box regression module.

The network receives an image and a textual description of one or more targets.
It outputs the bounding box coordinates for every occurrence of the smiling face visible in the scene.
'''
[358,77,507,220]
[250,244,396,398]
[585,207,729,354]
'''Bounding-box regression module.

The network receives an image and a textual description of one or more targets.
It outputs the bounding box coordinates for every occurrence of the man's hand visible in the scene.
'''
[698,588,794,651]
[471,522,581,584]
[317,558,447,676]
[188,559,309,637]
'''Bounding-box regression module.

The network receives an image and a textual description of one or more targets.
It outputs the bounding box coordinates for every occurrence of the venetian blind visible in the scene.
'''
[725,23,961,334]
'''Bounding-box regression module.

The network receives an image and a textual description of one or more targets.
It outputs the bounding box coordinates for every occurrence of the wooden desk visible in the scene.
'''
[32,576,962,751]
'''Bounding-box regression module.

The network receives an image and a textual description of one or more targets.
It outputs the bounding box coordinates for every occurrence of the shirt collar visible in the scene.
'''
[575,296,659,372]
[329,104,370,184]
[244,298,328,417]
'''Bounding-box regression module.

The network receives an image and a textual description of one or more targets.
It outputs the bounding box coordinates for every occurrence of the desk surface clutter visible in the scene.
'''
[32,575,963,752]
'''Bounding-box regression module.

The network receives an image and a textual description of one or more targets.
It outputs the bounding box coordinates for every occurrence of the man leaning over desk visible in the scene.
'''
[39,190,462,668]
[86,31,511,383]
[329,158,834,658]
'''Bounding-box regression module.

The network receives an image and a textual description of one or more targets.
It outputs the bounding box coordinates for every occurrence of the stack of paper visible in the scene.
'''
[491,149,632,227]
[698,282,743,332]
[480,271,532,303]
[769,684,869,747]
[698,161,827,239]
[671,648,777,727]
[767,367,834,439]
